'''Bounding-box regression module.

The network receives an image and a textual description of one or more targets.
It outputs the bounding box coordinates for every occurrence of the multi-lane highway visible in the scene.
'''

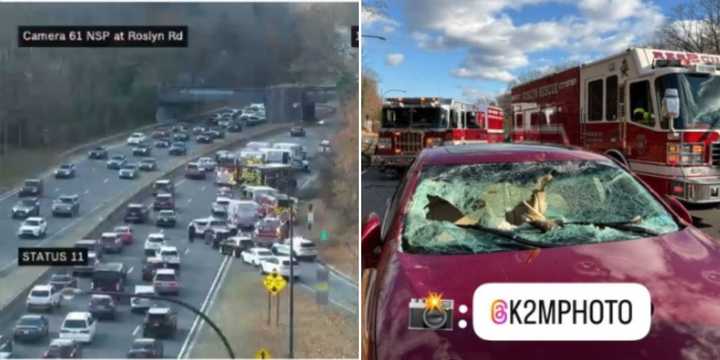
[0,115,357,358]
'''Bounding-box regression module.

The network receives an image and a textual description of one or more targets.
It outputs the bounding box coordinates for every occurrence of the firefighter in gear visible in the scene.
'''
[633,107,653,126]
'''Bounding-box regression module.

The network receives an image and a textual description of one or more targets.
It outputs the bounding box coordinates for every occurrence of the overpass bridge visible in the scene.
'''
[156,84,336,124]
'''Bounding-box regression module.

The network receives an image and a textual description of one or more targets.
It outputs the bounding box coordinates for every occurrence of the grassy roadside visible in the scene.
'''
[189,259,358,359]
[0,147,67,192]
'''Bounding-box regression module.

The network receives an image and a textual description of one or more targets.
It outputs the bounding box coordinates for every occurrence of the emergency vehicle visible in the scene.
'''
[511,47,720,204]
[372,97,504,171]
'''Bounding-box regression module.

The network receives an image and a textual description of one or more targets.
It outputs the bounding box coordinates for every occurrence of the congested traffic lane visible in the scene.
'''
[0,125,256,272]
[1,123,350,358]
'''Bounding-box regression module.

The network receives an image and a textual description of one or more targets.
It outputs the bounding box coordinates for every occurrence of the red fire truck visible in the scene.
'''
[511,47,720,204]
[373,97,504,171]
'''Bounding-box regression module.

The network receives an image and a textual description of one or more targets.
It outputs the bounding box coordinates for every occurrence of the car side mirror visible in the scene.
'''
[664,194,692,224]
[661,88,680,120]
[362,213,382,270]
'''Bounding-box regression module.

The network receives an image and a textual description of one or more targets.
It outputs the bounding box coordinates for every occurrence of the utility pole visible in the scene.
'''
[289,204,295,358]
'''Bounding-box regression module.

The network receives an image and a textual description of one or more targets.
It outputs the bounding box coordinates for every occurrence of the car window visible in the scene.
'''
[31,290,49,297]
[403,160,679,254]
[155,274,175,281]
[63,319,87,328]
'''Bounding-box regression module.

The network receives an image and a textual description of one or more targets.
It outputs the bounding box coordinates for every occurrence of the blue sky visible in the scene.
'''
[362,0,686,103]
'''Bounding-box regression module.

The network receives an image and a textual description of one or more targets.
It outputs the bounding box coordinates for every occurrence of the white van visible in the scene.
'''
[59,312,97,343]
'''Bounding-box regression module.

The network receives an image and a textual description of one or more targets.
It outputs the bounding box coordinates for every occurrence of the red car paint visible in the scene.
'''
[362,144,720,359]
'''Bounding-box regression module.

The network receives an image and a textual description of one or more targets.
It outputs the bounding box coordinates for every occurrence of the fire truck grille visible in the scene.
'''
[398,133,423,153]
[713,143,720,166]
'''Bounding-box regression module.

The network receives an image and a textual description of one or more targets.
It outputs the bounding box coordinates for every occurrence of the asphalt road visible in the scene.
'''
[1,121,357,358]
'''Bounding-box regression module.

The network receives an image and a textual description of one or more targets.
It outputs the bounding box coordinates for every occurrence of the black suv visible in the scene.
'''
[132,144,152,157]
[12,198,40,219]
[19,179,43,197]
[88,294,117,320]
[142,307,177,338]
[127,338,164,358]
[124,203,148,223]
[88,146,108,159]
[156,210,176,228]
[92,262,127,293]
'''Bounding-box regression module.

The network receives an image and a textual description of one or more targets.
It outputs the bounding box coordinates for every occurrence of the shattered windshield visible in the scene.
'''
[656,73,720,129]
[403,160,679,254]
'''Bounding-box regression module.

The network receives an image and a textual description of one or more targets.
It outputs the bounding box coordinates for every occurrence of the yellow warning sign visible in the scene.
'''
[255,348,271,359]
[262,270,287,295]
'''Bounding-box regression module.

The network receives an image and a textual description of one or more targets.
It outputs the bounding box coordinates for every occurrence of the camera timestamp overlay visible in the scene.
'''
[18,247,88,266]
[473,283,652,341]
[18,26,187,47]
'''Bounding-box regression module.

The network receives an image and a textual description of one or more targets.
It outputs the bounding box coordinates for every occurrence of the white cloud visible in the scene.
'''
[386,53,405,66]
[362,7,400,32]
[403,0,664,83]
[460,86,498,104]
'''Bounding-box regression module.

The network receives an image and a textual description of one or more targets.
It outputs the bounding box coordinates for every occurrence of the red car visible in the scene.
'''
[114,225,134,245]
[253,217,287,246]
[361,143,716,359]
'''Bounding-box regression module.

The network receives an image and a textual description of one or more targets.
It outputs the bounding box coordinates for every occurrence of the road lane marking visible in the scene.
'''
[103,178,109,183]
[128,266,134,274]
[200,186,206,192]
[178,255,231,359]
[54,188,59,192]
[184,248,190,255]
[132,325,141,337]
[84,190,90,195]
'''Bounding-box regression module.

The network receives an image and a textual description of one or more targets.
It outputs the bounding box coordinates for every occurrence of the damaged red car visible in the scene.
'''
[361,143,720,359]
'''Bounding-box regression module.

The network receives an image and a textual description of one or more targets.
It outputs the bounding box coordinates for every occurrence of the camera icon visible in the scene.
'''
[408,297,454,331]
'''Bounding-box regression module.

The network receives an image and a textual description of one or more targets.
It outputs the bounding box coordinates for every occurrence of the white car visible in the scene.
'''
[130,285,156,313]
[241,247,274,266]
[159,246,181,269]
[127,132,147,145]
[271,243,292,257]
[26,284,61,312]
[318,139,331,153]
[17,217,47,238]
[59,312,97,343]
[260,256,299,278]
[144,233,166,252]
[284,236,318,260]
[197,157,217,171]
[153,268,180,295]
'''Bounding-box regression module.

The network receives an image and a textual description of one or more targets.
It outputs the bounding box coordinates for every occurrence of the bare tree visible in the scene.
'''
[657,0,720,53]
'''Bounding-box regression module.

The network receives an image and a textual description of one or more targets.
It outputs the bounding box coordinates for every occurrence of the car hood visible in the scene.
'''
[14,205,32,211]
[373,227,720,359]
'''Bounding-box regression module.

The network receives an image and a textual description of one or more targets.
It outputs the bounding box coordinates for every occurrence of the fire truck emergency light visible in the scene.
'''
[655,59,684,68]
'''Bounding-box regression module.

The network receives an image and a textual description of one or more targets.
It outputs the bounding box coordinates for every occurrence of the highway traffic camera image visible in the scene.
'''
[0,2,357,359]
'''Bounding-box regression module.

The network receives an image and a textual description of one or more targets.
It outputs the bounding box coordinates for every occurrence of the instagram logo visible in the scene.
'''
[490,299,508,324]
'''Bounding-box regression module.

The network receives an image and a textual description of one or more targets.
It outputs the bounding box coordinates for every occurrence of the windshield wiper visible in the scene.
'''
[556,218,660,237]
[455,223,551,249]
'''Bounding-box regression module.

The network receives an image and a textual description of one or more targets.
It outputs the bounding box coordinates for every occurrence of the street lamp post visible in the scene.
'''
[61,288,235,359]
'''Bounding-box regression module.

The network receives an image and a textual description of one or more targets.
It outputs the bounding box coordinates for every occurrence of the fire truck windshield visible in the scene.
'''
[381,107,447,129]
[656,73,720,130]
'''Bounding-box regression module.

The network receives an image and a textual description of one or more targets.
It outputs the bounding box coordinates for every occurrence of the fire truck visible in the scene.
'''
[511,47,720,204]
[372,97,504,171]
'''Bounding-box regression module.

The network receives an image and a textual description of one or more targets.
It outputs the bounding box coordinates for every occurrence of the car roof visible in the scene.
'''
[160,246,178,251]
[156,268,175,275]
[95,262,124,271]
[64,311,91,320]
[134,285,155,293]
[148,232,164,238]
[101,232,118,237]
[128,203,144,208]
[147,307,172,314]
[133,338,158,344]
[50,338,75,346]
[32,284,52,291]
[90,294,113,300]
[20,314,44,320]
[416,143,608,167]
[156,179,170,184]
[159,209,175,214]
[26,217,43,222]
[252,247,271,252]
